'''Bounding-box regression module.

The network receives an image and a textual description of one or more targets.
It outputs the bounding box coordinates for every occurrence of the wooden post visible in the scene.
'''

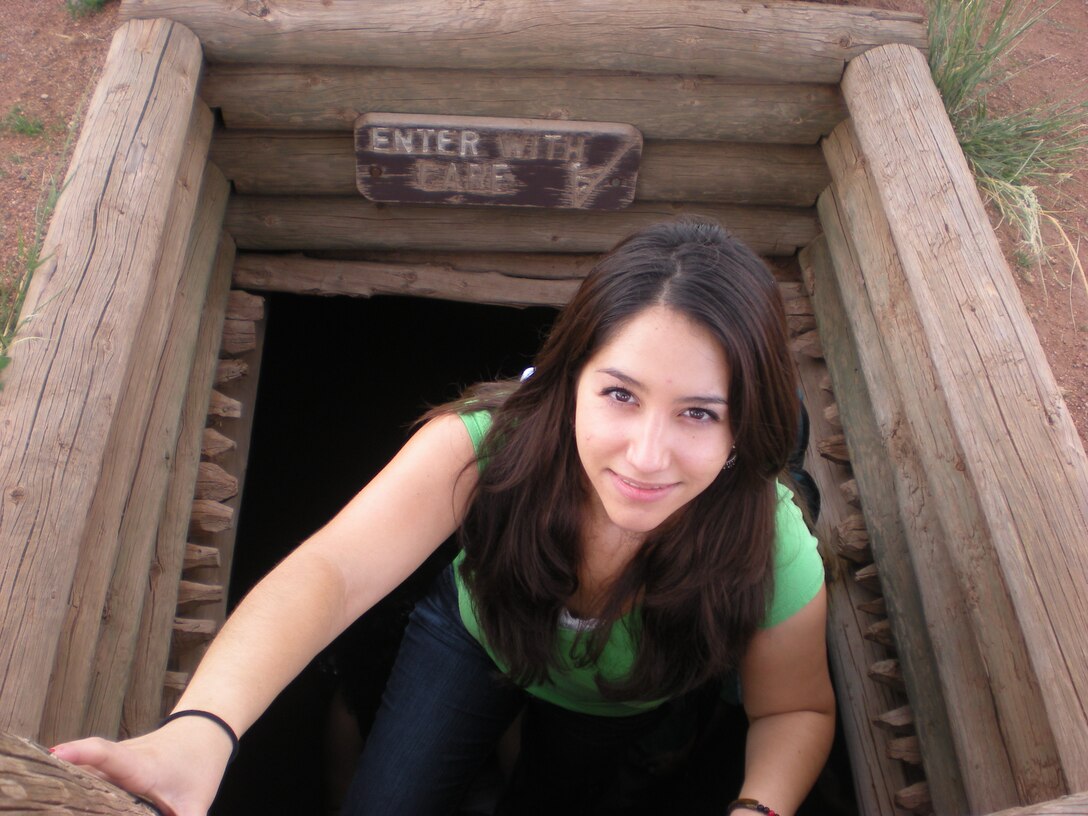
[37,97,214,745]
[824,42,1088,807]
[802,233,971,814]
[225,197,818,257]
[80,162,230,739]
[121,236,235,737]
[0,19,203,742]
[120,0,924,83]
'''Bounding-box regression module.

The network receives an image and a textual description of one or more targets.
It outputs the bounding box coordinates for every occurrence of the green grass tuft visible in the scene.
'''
[2,106,46,137]
[65,0,109,18]
[927,0,1088,264]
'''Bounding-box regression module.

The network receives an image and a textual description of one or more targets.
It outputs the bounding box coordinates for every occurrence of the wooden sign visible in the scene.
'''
[355,113,642,210]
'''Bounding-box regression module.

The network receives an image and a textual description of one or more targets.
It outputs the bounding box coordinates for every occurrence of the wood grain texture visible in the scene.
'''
[841,42,1088,798]
[120,0,924,82]
[201,64,845,144]
[984,793,1088,816]
[39,103,215,745]
[815,182,1011,812]
[233,253,580,308]
[225,197,818,257]
[82,159,230,741]
[0,731,157,814]
[210,129,829,206]
[793,336,908,816]
[121,236,235,738]
[0,19,203,740]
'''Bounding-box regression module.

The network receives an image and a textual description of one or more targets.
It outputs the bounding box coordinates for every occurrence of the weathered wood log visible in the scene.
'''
[0,731,157,814]
[832,40,1088,803]
[835,513,872,564]
[176,581,224,607]
[162,672,188,692]
[221,319,256,356]
[854,563,882,595]
[172,617,218,647]
[985,793,1088,815]
[223,195,818,256]
[183,544,220,571]
[187,306,268,635]
[857,597,887,617]
[203,64,845,144]
[225,197,819,258]
[790,329,823,359]
[207,390,242,419]
[233,253,580,309]
[803,232,972,814]
[864,620,895,649]
[121,238,235,738]
[824,401,842,430]
[794,337,908,815]
[189,500,234,535]
[121,0,925,83]
[194,462,239,503]
[0,19,203,741]
[79,159,231,741]
[895,782,931,813]
[888,736,923,766]
[873,705,914,734]
[311,249,596,281]
[787,315,818,337]
[215,358,249,386]
[226,290,265,322]
[210,129,829,205]
[201,427,237,459]
[868,660,905,692]
[840,478,861,508]
[816,433,850,465]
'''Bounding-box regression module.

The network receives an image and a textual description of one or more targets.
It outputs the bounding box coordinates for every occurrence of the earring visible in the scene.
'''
[723,447,737,470]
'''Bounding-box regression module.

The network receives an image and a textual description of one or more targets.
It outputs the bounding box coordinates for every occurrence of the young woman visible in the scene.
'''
[52,219,834,816]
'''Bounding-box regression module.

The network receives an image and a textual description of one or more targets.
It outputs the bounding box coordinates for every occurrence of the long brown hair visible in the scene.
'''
[441,219,800,701]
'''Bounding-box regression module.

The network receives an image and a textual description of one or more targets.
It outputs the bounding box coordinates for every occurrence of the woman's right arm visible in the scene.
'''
[51,413,479,816]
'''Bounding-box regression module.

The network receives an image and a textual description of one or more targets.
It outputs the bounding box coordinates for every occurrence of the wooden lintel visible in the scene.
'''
[121,0,925,83]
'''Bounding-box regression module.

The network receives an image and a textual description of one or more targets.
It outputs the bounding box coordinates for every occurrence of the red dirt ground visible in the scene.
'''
[1,0,1085,447]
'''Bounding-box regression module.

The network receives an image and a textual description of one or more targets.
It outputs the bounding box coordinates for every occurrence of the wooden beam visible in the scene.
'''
[121,237,235,738]
[210,129,829,206]
[233,253,579,308]
[793,339,908,815]
[0,19,203,741]
[0,731,157,814]
[984,793,1088,816]
[121,0,925,83]
[801,233,973,814]
[837,42,1088,799]
[225,197,818,257]
[79,159,231,741]
[203,65,846,145]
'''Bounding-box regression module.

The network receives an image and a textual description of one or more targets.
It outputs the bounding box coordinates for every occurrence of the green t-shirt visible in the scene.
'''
[454,410,823,716]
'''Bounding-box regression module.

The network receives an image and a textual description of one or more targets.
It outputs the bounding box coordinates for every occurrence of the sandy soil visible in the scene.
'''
[1,0,1085,445]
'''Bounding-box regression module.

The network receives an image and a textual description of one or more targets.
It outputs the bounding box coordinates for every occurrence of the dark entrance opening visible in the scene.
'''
[213,292,557,815]
[210,289,858,816]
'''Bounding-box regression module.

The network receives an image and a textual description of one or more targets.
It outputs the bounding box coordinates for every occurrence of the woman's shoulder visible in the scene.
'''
[458,409,492,453]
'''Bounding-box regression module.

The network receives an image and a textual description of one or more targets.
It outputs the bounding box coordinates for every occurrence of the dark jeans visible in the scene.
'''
[342,567,726,816]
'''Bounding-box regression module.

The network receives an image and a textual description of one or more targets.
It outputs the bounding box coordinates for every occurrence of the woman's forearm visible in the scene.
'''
[737,708,836,816]
[172,546,350,737]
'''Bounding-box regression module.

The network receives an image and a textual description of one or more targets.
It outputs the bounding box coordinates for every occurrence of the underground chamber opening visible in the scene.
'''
[210,291,858,815]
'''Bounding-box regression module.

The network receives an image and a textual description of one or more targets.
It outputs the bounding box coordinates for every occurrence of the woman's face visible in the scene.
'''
[574,305,734,540]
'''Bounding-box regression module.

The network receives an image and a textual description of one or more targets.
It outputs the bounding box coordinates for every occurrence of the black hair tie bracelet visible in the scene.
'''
[727,799,780,816]
[161,709,239,764]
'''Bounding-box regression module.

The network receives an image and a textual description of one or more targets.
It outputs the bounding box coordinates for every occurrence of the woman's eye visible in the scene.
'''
[684,407,720,422]
[602,387,635,404]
